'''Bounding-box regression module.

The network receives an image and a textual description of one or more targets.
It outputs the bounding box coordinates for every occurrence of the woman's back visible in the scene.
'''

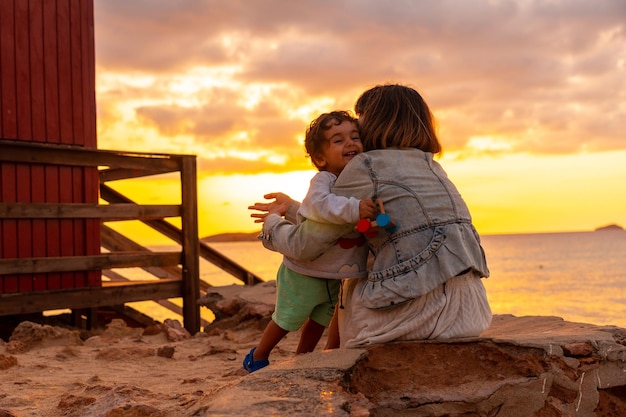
[333,148,489,309]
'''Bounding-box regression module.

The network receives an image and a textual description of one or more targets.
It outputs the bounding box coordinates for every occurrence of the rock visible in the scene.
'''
[103,404,166,417]
[196,313,626,417]
[563,342,594,357]
[95,346,155,360]
[4,282,625,416]
[57,394,97,410]
[0,354,18,370]
[162,319,191,342]
[102,319,144,339]
[156,345,175,359]
[7,321,83,352]
[199,282,276,333]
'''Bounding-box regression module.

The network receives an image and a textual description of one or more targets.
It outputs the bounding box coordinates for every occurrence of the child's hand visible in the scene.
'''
[249,192,293,223]
[358,198,377,220]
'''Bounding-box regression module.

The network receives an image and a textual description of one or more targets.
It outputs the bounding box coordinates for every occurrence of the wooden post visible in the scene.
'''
[180,156,200,333]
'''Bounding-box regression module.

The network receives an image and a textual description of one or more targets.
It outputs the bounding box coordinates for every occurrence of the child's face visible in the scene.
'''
[313,120,363,176]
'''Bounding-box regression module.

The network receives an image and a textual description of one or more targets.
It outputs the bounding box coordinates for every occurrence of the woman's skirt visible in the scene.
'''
[338,270,492,348]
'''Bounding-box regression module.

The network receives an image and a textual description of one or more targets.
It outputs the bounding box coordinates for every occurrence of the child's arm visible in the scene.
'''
[299,172,373,224]
[359,198,377,220]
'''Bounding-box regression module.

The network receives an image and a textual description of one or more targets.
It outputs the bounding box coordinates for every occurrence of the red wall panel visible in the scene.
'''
[0,0,100,292]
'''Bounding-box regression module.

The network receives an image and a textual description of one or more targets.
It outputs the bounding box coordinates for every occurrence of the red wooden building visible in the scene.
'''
[0,1,260,335]
[0,0,101,292]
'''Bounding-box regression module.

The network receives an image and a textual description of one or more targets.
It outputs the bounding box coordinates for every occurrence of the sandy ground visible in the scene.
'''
[0,283,328,417]
[3,281,625,417]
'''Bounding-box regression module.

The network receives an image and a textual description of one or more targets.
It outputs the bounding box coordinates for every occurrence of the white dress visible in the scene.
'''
[338,270,492,348]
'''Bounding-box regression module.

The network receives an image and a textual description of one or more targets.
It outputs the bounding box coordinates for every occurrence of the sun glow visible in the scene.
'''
[198,170,317,236]
[104,148,626,246]
[288,98,339,123]
[466,136,513,153]
[444,150,626,235]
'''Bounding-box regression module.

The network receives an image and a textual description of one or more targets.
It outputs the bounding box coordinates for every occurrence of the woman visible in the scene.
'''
[251,84,492,347]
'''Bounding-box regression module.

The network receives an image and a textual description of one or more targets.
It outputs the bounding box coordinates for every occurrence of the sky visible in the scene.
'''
[92,0,626,244]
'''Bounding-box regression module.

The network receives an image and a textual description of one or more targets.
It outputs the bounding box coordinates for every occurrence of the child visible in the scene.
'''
[243,111,376,372]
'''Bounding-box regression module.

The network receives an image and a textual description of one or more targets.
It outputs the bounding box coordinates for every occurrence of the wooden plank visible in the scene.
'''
[1,162,18,292]
[16,165,33,292]
[0,0,14,293]
[29,0,47,290]
[0,203,181,219]
[0,279,183,316]
[57,0,72,146]
[100,183,264,285]
[31,164,47,291]
[83,0,100,286]
[43,0,61,143]
[59,166,75,289]
[81,0,97,149]
[0,0,17,138]
[45,164,62,290]
[57,0,75,289]
[86,172,101,287]
[0,140,182,171]
[0,251,182,275]
[72,165,87,288]
[43,0,62,291]
[26,0,48,294]
[180,156,200,333]
[99,167,177,182]
[69,0,84,147]
[14,0,33,292]
[100,225,185,281]
[29,0,46,142]
[103,269,209,328]
[15,0,31,140]
[0,172,2,292]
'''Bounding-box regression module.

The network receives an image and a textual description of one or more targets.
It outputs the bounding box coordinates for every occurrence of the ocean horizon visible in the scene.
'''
[134,229,626,330]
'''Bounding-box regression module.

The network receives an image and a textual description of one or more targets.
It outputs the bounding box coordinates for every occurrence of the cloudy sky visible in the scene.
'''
[93,0,626,240]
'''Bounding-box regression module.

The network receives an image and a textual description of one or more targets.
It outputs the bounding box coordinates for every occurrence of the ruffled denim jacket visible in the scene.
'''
[261,148,489,309]
[332,148,489,309]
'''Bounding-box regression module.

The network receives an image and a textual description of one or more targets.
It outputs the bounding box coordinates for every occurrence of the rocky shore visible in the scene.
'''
[1,281,625,416]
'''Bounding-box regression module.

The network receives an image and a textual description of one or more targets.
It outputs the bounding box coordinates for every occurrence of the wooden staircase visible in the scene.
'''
[0,139,263,334]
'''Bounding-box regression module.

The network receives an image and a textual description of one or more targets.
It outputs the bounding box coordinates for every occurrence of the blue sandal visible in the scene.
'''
[243,347,269,373]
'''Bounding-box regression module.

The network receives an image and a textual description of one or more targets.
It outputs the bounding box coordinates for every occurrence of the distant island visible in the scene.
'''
[594,224,624,232]
[201,231,261,243]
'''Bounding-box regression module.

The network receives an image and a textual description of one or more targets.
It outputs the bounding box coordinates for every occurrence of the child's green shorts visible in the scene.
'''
[272,263,341,332]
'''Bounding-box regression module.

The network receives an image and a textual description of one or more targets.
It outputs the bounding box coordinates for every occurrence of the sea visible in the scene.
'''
[136,230,626,329]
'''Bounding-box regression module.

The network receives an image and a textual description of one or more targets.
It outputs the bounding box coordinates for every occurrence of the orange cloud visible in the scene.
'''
[94,0,626,176]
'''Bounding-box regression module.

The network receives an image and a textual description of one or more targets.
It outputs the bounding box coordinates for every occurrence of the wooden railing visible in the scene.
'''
[0,139,263,334]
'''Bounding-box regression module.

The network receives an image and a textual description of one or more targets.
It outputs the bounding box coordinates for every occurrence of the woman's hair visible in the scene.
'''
[355,84,441,153]
[304,110,357,170]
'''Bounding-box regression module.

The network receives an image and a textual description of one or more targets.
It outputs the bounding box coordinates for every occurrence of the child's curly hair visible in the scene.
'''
[304,110,357,170]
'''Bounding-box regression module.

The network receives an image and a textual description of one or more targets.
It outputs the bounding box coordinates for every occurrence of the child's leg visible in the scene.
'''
[296,318,326,354]
[324,304,340,350]
[254,319,289,361]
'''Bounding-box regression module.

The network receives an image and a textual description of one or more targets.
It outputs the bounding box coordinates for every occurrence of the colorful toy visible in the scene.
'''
[356,199,397,235]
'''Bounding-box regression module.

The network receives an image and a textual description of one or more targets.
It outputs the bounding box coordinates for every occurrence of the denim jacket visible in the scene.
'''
[332,148,489,309]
